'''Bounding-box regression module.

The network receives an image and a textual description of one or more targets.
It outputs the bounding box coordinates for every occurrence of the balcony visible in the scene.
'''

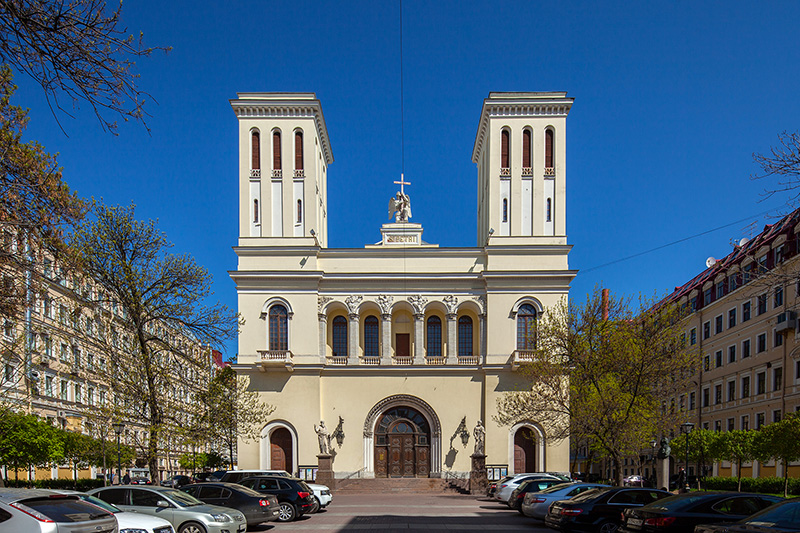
[361,357,381,366]
[326,356,347,366]
[393,356,413,366]
[250,169,261,178]
[511,350,536,370]
[521,167,533,177]
[458,356,479,366]
[544,167,555,177]
[271,169,282,178]
[425,357,446,366]
[258,350,293,372]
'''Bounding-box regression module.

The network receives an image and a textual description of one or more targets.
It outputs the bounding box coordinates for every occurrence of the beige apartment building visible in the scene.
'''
[231,92,576,480]
[670,208,800,479]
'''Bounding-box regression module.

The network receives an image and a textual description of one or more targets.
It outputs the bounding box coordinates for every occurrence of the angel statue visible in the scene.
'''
[388,191,412,222]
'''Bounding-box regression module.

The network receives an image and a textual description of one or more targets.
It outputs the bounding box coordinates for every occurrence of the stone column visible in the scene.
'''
[348,313,359,365]
[380,313,392,364]
[446,313,457,363]
[656,457,670,491]
[413,313,425,364]
[479,313,487,364]
[316,454,335,489]
[470,453,488,495]
[318,313,328,364]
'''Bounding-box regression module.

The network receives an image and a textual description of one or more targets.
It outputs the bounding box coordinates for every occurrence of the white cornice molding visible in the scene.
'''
[230,93,333,165]
[472,93,574,163]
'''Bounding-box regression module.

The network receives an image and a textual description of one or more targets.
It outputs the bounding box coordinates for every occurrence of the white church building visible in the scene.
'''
[230,92,575,479]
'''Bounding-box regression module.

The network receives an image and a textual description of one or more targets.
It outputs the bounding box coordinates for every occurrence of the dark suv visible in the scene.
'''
[238,475,315,522]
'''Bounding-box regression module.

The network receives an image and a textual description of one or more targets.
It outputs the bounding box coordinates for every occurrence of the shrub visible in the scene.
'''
[702,476,800,495]
[2,478,105,490]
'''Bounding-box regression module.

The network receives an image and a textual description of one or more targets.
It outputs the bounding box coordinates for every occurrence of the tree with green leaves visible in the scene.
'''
[705,430,756,492]
[0,411,63,480]
[69,203,238,482]
[495,288,698,486]
[670,428,720,485]
[199,366,274,469]
[754,413,800,498]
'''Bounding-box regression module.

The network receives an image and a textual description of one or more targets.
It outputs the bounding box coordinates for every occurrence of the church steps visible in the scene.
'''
[334,477,469,494]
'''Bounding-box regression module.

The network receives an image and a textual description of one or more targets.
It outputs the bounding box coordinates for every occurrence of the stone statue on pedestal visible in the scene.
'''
[388,191,412,222]
[473,420,485,455]
[314,420,331,455]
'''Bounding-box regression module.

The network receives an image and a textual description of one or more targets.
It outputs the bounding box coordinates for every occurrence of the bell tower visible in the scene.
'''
[472,92,572,244]
[231,93,333,246]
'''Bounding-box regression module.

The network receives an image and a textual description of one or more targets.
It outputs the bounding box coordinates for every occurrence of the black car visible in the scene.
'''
[129,477,152,485]
[192,472,215,483]
[545,487,672,533]
[164,475,192,488]
[620,492,784,533]
[238,475,316,522]
[694,498,800,533]
[508,479,567,511]
[181,482,280,527]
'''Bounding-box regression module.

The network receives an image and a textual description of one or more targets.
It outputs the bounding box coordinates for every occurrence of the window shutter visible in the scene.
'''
[545,129,554,168]
[295,131,303,170]
[273,132,281,170]
[251,132,260,170]
[501,130,509,168]
[522,130,531,167]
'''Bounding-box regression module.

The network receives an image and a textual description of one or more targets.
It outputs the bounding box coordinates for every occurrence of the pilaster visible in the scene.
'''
[446,313,457,363]
[348,313,359,365]
[380,313,392,364]
[413,313,425,364]
[318,313,328,364]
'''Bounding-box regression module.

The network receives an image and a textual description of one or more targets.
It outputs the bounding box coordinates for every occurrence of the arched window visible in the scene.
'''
[332,316,347,357]
[503,199,508,222]
[458,316,473,357]
[251,131,260,170]
[295,131,304,171]
[426,316,442,357]
[522,129,531,167]
[269,305,288,351]
[516,304,537,350]
[296,200,302,223]
[501,129,510,169]
[272,131,282,170]
[253,199,259,223]
[545,129,554,168]
[546,198,552,222]
[364,316,379,358]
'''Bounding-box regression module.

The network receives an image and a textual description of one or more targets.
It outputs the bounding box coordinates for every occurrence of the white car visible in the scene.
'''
[494,473,558,504]
[54,490,174,533]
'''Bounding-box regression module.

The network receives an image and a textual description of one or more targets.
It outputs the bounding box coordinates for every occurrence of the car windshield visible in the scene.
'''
[234,485,268,498]
[161,489,204,507]
[18,497,113,522]
[746,501,800,527]
[540,483,576,494]
[646,494,703,511]
[568,488,606,503]
[78,494,121,514]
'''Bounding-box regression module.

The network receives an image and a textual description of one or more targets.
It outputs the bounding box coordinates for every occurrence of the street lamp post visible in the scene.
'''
[680,422,694,492]
[112,422,125,485]
[649,438,657,487]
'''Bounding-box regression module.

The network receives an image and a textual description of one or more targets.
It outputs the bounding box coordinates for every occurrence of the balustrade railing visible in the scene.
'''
[250,169,261,178]
[393,356,413,365]
[361,357,381,365]
[544,167,555,176]
[425,357,446,365]
[327,356,347,365]
[458,356,479,365]
[271,169,282,178]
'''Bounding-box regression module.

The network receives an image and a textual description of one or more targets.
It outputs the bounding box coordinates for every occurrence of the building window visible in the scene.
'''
[253,199,259,223]
[728,345,736,364]
[516,304,537,350]
[743,263,753,284]
[756,412,765,429]
[728,308,736,328]
[60,380,68,401]
[74,384,81,404]
[690,297,698,312]
[702,388,709,407]
[774,367,783,391]
[458,316,473,357]
[727,418,735,431]
[45,375,53,397]
[757,371,766,395]
[714,420,721,432]
[774,286,783,308]
[251,131,260,170]
[757,294,767,315]
[714,384,722,404]
[703,321,710,340]
[273,131,282,170]
[741,415,749,430]
[268,305,288,351]
[704,288,714,306]
[545,128,554,168]
[426,316,442,358]
[742,376,750,398]
[296,200,302,224]
[742,301,751,321]
[715,315,723,334]
[502,199,508,222]
[332,316,347,357]
[775,244,785,264]
[501,129,510,169]
[715,350,723,368]
[522,129,531,168]
[775,329,784,347]
[742,339,750,359]
[546,198,552,222]
[294,131,304,171]
[690,328,697,345]
[773,409,782,423]
[728,273,738,292]
[689,391,696,410]
[757,333,767,353]
[364,316,379,358]
[727,380,736,402]
[716,281,725,299]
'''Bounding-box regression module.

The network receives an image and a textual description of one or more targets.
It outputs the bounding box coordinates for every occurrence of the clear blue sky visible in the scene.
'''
[13,1,800,359]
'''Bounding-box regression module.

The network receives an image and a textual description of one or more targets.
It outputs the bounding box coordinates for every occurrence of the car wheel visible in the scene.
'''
[278,502,297,522]
[309,497,320,514]
[178,522,207,533]
[598,521,619,533]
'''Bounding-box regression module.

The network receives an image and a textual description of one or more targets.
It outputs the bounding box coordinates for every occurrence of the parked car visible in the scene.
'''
[192,472,214,483]
[237,475,316,522]
[208,470,228,481]
[55,490,175,533]
[164,475,192,488]
[508,478,566,510]
[180,482,280,527]
[0,488,118,533]
[521,482,608,519]
[130,477,153,485]
[494,473,559,504]
[620,491,783,532]
[623,475,644,487]
[545,486,671,533]
[225,469,332,512]
[89,484,247,533]
[694,497,800,533]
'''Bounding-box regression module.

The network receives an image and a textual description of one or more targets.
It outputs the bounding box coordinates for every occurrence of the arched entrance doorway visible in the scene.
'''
[374,406,430,478]
[270,427,293,473]
[514,427,537,473]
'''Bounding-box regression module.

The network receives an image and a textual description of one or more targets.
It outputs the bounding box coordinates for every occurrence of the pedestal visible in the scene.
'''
[316,454,336,490]
[656,457,670,492]
[469,453,488,496]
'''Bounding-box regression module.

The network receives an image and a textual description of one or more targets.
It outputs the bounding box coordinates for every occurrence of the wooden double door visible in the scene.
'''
[514,427,536,473]
[374,407,431,478]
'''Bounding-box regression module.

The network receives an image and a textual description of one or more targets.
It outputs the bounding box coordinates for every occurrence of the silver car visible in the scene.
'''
[88,485,246,533]
[0,488,118,533]
[521,482,608,519]
[494,473,559,504]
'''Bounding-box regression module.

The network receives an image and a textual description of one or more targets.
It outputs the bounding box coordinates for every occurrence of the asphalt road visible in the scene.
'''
[249,492,552,531]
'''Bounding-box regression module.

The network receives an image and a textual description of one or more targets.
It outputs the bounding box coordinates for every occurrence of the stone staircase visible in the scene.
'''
[334,477,470,494]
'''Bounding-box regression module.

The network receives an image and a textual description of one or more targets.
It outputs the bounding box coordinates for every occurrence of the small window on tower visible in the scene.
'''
[253,199,259,223]
[273,131,282,170]
[522,129,531,168]
[296,200,302,224]
[251,131,260,169]
[501,129,510,170]
[295,131,304,171]
[546,198,552,222]
[545,129,554,168]
[502,199,508,222]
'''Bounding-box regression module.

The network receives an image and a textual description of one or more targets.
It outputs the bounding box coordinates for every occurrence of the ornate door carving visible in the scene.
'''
[374,407,432,478]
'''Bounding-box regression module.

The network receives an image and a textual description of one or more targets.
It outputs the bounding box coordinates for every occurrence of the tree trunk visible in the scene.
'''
[783,459,789,498]
[736,459,742,492]
[102,437,107,486]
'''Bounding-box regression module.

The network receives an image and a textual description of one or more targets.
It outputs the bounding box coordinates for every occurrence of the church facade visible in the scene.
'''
[230,92,576,479]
